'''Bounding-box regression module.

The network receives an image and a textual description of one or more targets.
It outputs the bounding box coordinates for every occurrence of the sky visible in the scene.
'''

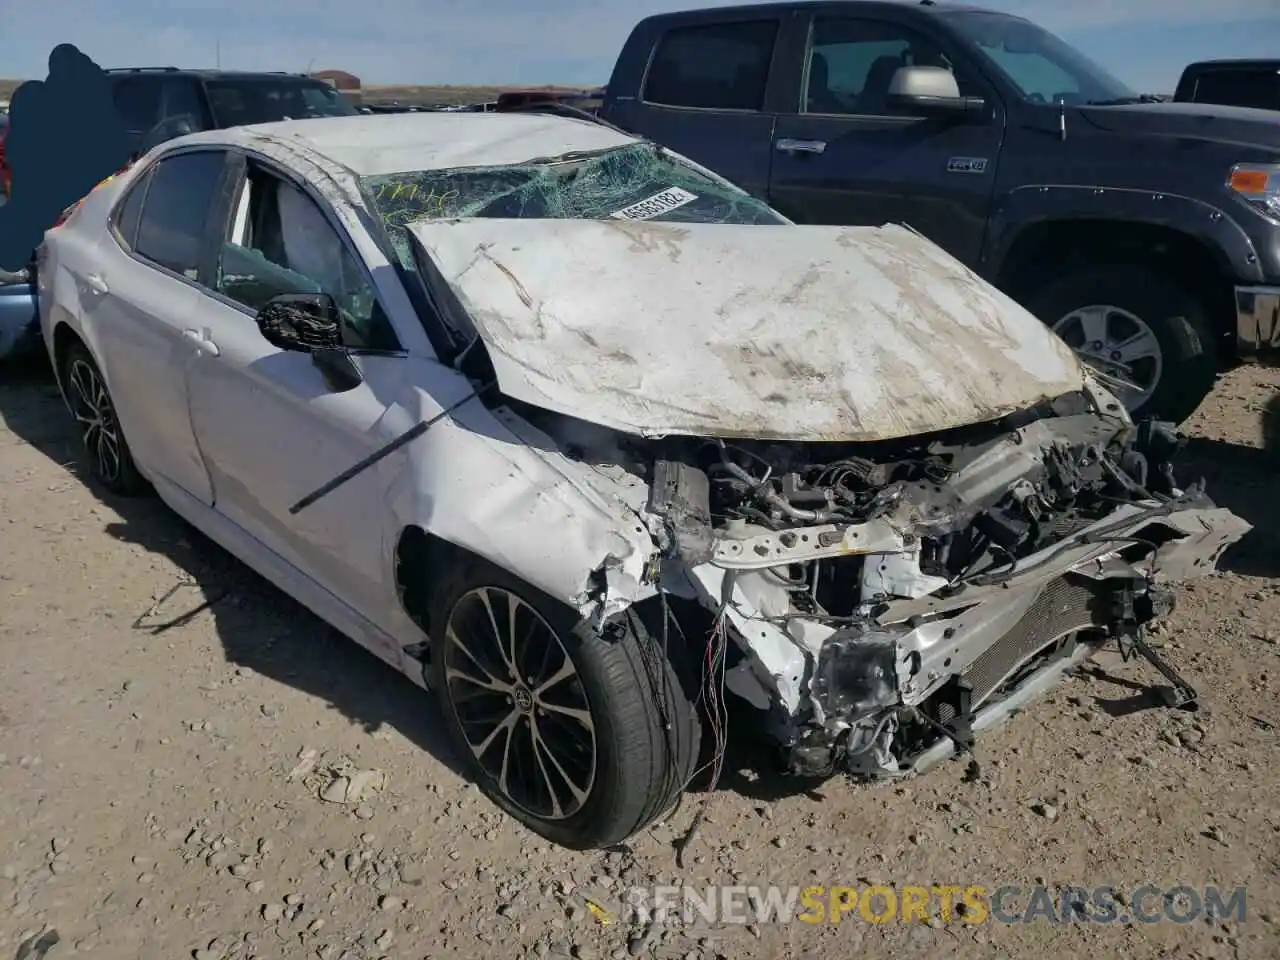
[1,0,1277,94]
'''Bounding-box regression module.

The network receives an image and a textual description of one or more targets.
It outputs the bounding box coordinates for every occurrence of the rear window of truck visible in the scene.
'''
[1185,69,1279,110]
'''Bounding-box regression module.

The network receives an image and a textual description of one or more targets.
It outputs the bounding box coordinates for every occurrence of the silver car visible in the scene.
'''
[37,112,1251,850]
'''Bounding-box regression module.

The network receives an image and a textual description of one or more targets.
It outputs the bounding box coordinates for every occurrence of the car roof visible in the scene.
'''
[1181,59,1280,71]
[173,112,641,177]
[636,1,997,21]
[105,68,322,81]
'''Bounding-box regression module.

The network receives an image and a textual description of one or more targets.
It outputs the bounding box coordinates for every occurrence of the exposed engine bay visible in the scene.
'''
[516,387,1250,782]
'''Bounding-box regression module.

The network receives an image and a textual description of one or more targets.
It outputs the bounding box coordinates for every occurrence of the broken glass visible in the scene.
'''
[359,143,787,271]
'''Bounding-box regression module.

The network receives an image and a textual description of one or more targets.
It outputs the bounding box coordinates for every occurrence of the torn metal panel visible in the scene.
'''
[406,217,1086,442]
[687,564,816,716]
[383,385,662,625]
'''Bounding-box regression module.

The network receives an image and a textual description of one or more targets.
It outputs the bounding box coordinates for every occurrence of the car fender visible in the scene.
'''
[984,183,1264,284]
[381,375,661,630]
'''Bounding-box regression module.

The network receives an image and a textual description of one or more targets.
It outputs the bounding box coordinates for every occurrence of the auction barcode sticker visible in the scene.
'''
[610,187,698,221]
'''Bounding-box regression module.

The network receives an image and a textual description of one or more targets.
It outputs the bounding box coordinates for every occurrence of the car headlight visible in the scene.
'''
[1227,163,1280,220]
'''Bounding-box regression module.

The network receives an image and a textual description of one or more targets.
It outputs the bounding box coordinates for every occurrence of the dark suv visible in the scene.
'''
[107,68,358,156]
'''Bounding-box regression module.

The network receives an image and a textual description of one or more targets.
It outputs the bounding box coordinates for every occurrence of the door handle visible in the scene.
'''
[83,272,109,295]
[182,328,221,357]
[775,138,827,155]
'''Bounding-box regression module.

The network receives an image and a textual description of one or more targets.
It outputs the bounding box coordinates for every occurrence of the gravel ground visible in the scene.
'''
[1,357,1279,960]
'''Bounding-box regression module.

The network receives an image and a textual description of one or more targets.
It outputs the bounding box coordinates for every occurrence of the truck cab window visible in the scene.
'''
[643,20,779,111]
[805,18,975,115]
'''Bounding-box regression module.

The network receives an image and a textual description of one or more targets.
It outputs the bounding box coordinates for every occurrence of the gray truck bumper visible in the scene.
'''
[1235,284,1280,360]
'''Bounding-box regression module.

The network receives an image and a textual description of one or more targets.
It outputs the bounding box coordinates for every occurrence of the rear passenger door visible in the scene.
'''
[767,14,1004,268]
[88,149,234,504]
[609,17,789,200]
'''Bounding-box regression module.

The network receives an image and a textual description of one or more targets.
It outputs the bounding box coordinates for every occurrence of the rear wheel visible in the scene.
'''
[61,341,148,496]
[428,555,700,849]
[1026,264,1218,424]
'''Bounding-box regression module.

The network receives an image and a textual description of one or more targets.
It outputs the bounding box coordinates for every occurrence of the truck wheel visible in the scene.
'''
[1025,265,1218,423]
[428,555,700,850]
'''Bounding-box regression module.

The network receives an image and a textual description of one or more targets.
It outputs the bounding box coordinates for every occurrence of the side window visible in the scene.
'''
[1193,70,1277,110]
[215,166,397,350]
[643,20,779,111]
[158,77,211,129]
[111,76,161,134]
[980,48,1077,103]
[134,151,227,280]
[110,168,152,249]
[805,18,978,115]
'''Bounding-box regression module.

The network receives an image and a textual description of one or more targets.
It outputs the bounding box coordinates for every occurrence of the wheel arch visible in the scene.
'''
[993,218,1236,344]
[391,523,708,689]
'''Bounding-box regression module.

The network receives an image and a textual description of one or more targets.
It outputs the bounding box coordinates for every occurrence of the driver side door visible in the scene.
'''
[767,14,1005,268]
[182,152,406,631]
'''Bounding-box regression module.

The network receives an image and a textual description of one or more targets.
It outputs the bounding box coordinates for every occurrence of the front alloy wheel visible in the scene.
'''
[1025,264,1218,424]
[1052,304,1163,412]
[442,586,597,820]
[428,555,700,850]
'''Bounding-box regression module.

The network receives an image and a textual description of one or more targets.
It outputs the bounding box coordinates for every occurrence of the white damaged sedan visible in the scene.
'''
[39,111,1250,849]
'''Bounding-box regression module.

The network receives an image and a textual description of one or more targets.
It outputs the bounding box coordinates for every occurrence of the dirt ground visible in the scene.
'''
[1,356,1278,960]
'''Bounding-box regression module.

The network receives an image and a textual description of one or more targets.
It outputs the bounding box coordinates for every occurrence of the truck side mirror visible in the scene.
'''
[886,66,986,119]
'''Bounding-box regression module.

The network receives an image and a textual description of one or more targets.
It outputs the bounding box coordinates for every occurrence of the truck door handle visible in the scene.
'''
[775,138,827,155]
[182,328,221,357]
[84,272,109,295]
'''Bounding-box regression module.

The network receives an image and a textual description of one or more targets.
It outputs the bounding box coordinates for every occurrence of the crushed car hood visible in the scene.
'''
[408,218,1086,442]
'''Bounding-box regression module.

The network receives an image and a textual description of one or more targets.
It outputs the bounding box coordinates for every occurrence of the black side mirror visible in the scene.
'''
[886,65,986,119]
[256,293,364,392]
[255,292,343,352]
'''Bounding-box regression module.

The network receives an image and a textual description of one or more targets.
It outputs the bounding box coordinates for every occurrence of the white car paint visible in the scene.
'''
[39,114,690,673]
[407,217,1086,442]
[36,111,1242,737]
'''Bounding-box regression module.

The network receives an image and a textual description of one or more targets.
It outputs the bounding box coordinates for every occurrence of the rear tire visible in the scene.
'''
[1025,264,1218,424]
[428,554,701,850]
[60,340,149,496]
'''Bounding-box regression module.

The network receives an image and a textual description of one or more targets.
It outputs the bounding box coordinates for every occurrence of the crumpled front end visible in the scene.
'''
[634,389,1251,780]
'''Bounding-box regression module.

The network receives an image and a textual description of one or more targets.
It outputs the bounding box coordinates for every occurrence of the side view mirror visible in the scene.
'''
[255,292,343,352]
[255,292,364,392]
[886,65,986,119]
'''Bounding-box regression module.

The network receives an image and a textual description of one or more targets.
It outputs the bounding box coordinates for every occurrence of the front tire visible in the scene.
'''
[428,555,700,850]
[1026,264,1218,424]
[60,341,148,496]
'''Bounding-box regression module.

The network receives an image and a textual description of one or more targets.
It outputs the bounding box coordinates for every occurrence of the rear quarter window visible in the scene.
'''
[110,168,152,248]
[643,20,779,111]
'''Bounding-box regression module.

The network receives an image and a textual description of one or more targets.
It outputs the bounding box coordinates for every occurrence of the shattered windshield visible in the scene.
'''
[360,142,788,270]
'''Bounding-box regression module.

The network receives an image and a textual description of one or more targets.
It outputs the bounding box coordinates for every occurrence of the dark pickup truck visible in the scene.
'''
[600,1,1280,422]
[1175,60,1280,112]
